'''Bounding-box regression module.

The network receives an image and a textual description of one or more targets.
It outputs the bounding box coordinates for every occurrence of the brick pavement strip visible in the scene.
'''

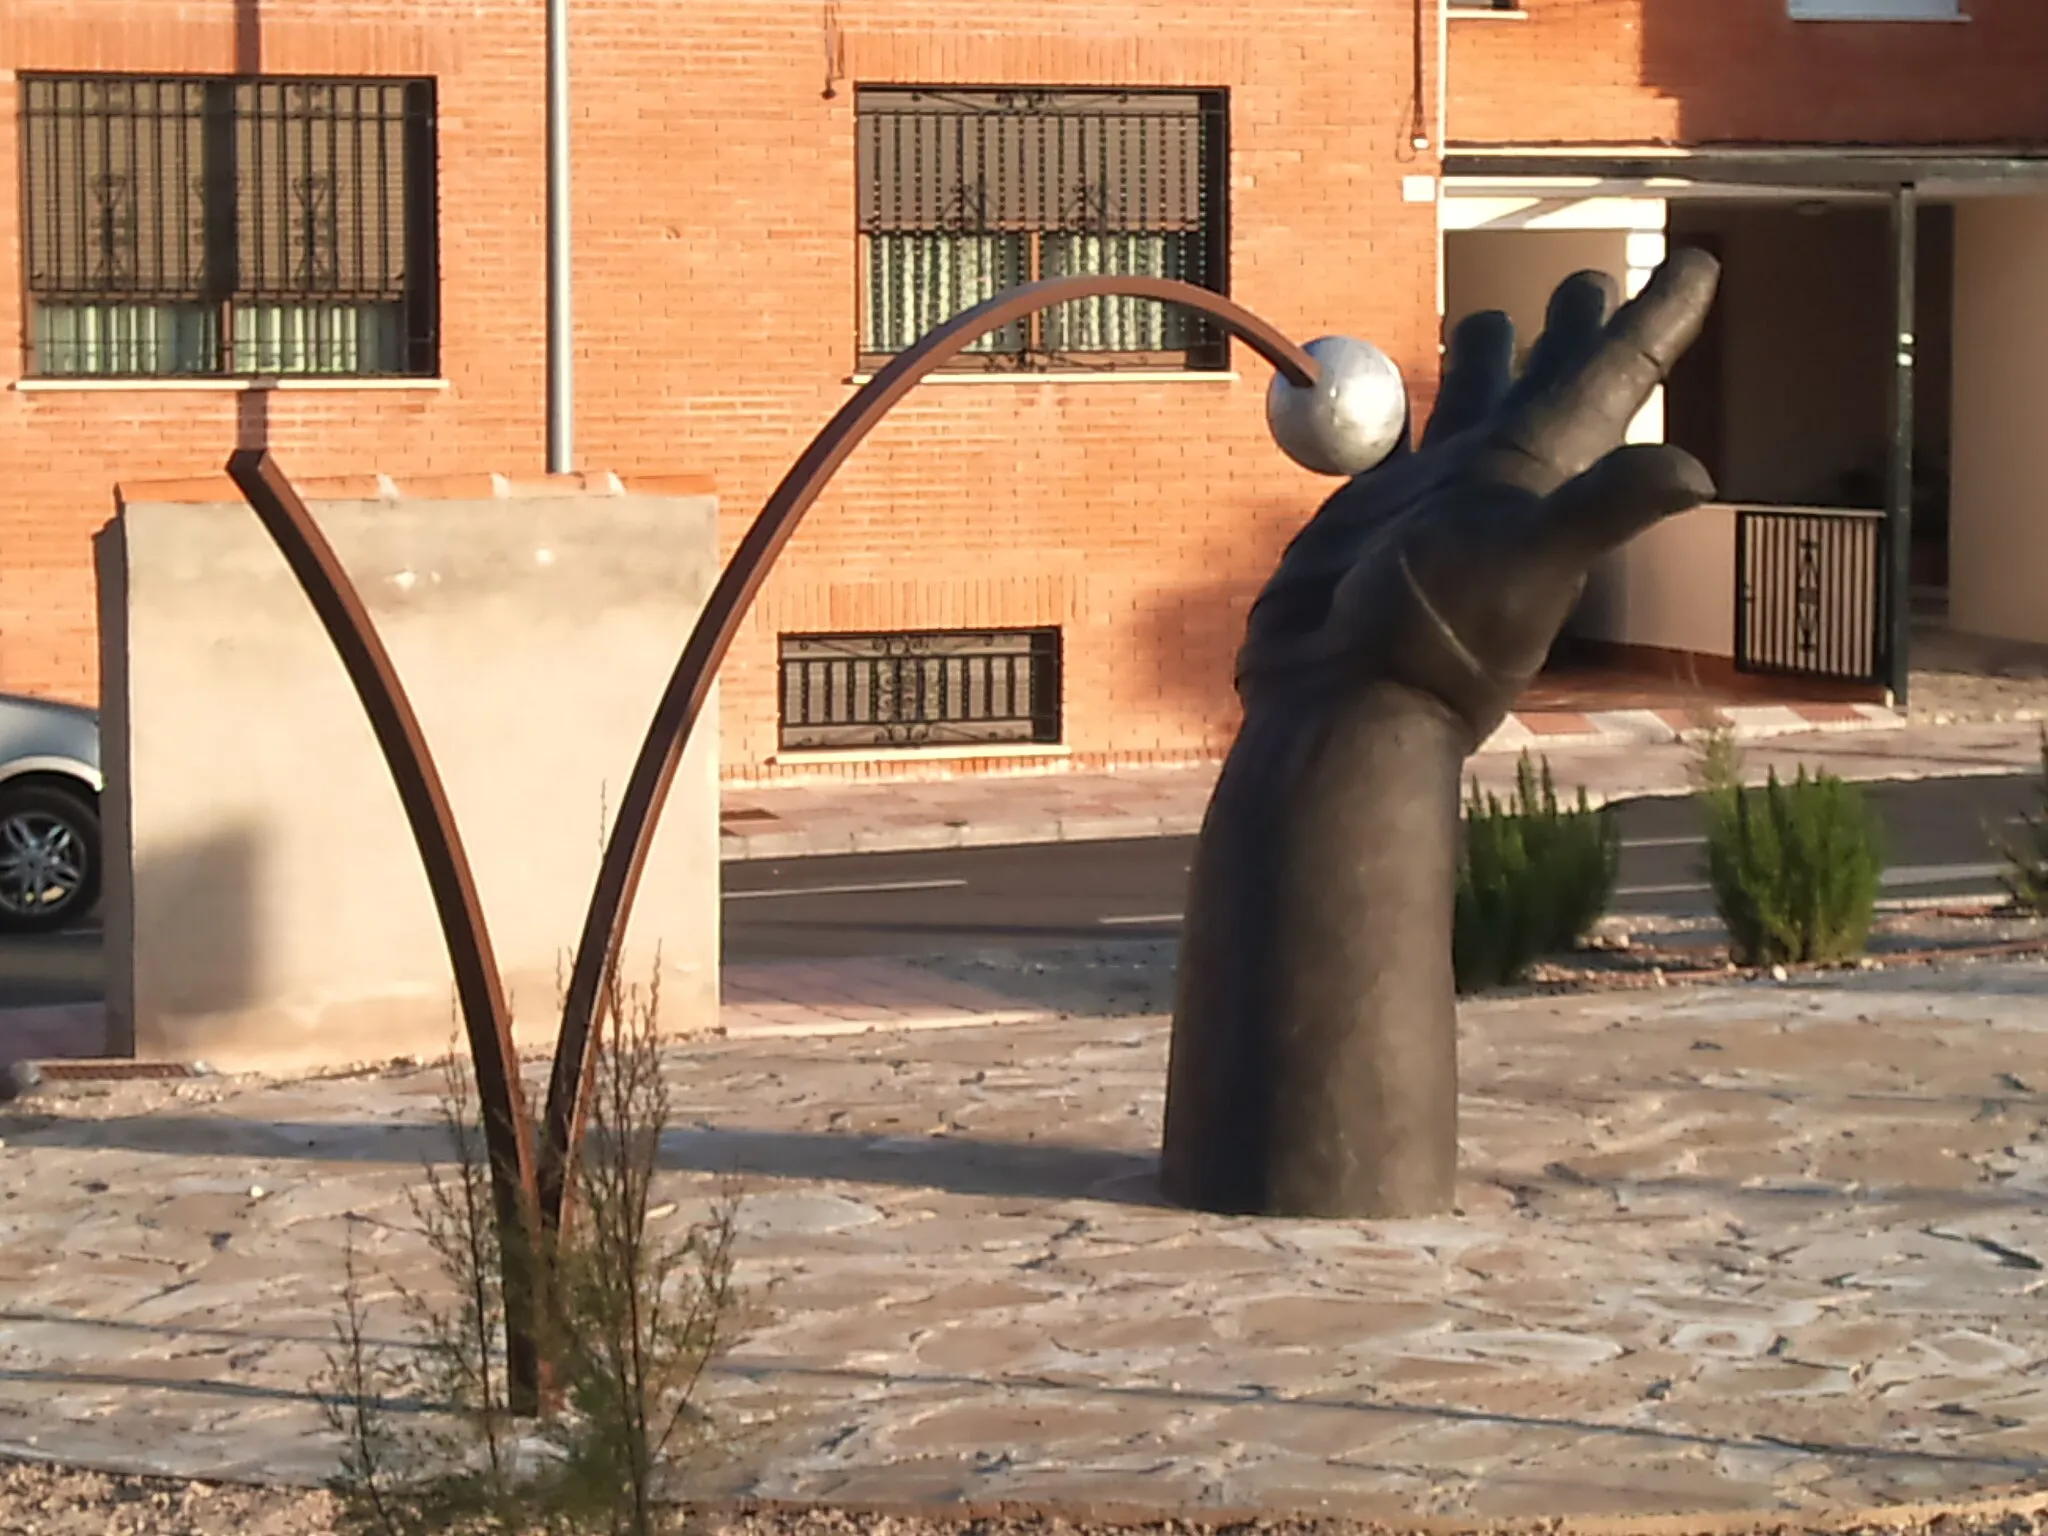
[5,963,2048,1519]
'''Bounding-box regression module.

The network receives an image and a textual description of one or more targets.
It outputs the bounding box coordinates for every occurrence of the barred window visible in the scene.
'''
[779,629,1063,751]
[20,74,438,379]
[855,88,1229,373]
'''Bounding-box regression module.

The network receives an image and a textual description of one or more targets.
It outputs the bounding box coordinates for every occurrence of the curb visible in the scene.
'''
[720,812,1206,863]
[1479,702,1902,753]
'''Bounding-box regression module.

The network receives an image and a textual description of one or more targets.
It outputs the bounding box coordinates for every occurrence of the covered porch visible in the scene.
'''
[1440,148,2048,714]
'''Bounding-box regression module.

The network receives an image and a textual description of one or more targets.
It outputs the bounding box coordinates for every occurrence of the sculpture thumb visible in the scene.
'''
[1542,442,1716,565]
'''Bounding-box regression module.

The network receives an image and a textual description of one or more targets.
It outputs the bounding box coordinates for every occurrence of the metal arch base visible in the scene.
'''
[221,276,1324,1412]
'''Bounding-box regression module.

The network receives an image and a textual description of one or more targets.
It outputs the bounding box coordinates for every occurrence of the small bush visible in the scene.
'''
[1702,766,1885,967]
[1455,752,1619,993]
[1999,728,2048,916]
[321,965,739,1536]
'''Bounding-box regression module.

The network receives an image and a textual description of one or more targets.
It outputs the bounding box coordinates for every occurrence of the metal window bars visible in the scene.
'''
[21,74,439,378]
[778,629,1063,750]
[854,88,1230,370]
[1733,505,1887,685]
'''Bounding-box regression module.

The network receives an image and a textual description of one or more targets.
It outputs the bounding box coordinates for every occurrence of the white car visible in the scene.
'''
[0,693,102,933]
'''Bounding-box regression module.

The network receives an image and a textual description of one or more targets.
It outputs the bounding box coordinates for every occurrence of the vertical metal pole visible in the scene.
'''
[545,0,573,473]
[1886,183,1918,707]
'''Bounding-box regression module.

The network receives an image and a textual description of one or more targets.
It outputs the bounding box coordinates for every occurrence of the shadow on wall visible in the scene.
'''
[1636,0,2048,146]
[1136,580,1258,747]
[1658,200,1953,579]
[104,824,265,1058]
[96,488,265,1056]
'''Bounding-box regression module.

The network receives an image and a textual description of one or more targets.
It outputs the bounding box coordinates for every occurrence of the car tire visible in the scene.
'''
[0,782,100,934]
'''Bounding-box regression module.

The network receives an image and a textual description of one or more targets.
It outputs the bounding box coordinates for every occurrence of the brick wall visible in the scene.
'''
[1450,0,2048,148]
[0,0,1442,780]
[0,0,542,703]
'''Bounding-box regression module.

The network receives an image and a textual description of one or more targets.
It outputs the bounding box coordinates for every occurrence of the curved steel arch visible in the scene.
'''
[223,448,547,1409]
[535,275,1323,1225]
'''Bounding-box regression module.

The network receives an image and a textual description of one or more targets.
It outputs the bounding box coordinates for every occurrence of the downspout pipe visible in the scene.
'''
[1886,183,1918,707]
[545,0,573,474]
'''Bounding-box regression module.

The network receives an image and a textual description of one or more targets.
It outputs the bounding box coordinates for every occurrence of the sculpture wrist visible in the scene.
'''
[1163,679,1466,1218]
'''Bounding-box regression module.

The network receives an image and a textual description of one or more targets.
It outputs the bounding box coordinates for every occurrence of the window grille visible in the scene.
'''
[855,88,1229,371]
[21,73,439,378]
[778,629,1063,750]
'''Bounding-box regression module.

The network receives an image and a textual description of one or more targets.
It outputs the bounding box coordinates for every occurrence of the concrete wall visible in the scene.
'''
[99,473,720,1072]
[1572,504,1737,660]
[1445,228,1629,367]
[1951,197,2048,645]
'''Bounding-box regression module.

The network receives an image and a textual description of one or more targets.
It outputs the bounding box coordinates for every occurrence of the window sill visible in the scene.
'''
[1787,2,1965,16]
[768,743,1072,767]
[846,370,1240,387]
[11,376,452,394]
[1448,6,1530,17]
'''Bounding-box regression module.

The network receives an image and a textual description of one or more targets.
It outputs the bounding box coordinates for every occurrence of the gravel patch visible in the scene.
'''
[5,1463,2048,1536]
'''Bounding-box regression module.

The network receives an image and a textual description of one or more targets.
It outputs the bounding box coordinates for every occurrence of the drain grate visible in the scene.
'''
[30,1059,203,1082]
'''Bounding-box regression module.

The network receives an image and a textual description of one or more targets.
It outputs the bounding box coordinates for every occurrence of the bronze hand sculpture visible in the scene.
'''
[1161,249,1722,1219]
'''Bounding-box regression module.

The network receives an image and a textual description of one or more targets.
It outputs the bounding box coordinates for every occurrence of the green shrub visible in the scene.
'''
[1702,766,1884,967]
[1998,728,2048,916]
[1454,752,1619,993]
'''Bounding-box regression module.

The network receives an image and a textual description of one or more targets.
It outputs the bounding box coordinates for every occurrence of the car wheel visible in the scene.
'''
[0,783,100,934]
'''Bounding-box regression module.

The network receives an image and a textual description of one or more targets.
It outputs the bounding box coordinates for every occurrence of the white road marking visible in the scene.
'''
[1620,861,2008,900]
[725,878,969,902]
[1099,912,1184,927]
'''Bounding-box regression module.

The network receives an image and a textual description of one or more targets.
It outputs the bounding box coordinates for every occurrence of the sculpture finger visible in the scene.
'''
[1499,270,1618,415]
[1483,247,1721,496]
[1540,442,1716,565]
[1420,309,1515,448]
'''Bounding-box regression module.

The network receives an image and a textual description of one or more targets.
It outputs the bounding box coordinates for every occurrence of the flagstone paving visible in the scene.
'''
[4,963,2048,1520]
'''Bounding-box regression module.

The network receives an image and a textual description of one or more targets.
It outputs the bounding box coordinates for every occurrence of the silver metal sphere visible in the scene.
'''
[1265,335,1408,478]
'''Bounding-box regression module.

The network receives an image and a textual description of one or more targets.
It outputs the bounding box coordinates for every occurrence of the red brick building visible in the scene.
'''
[3,1,2046,782]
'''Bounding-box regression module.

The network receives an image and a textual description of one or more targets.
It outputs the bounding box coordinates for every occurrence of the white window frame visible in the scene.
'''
[1789,0,1963,20]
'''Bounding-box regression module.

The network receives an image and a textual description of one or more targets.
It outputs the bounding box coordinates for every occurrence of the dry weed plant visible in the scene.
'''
[321,956,740,1536]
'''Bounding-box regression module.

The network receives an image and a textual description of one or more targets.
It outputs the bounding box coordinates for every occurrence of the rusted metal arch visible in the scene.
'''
[535,275,1323,1226]
[223,449,547,1409]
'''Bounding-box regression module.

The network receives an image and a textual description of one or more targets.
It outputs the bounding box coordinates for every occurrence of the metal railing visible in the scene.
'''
[1733,505,1887,685]
[778,628,1063,750]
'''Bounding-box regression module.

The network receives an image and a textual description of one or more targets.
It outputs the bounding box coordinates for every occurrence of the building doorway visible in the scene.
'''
[1443,195,1956,711]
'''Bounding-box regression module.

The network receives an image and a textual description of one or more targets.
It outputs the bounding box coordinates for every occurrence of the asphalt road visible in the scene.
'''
[0,774,2036,1007]
[722,772,2042,961]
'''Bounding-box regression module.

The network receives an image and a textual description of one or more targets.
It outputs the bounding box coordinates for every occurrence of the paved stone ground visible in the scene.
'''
[6,962,2048,1520]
